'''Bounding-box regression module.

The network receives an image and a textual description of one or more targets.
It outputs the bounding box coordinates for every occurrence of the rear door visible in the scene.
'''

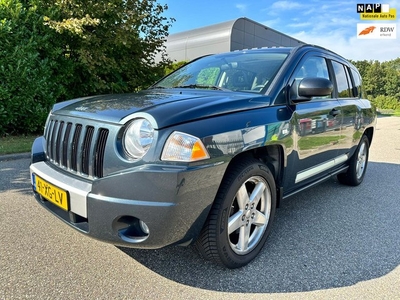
[331,61,363,159]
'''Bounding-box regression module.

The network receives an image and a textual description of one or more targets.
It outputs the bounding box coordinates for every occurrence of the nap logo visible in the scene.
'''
[357,3,390,13]
[357,3,397,20]
[357,23,397,39]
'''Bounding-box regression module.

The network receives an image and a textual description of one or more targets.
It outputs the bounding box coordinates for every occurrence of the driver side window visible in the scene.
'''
[295,56,330,80]
[291,56,331,100]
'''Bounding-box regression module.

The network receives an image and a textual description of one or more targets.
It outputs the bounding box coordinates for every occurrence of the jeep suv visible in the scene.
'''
[30,45,376,268]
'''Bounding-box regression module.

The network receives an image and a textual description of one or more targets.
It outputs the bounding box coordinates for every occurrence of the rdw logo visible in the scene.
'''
[357,23,397,39]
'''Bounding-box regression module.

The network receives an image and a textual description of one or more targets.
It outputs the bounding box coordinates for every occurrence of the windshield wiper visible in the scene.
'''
[174,84,229,91]
[148,85,167,89]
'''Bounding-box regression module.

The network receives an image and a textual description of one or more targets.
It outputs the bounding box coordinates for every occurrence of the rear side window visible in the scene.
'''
[332,61,351,98]
[350,68,363,98]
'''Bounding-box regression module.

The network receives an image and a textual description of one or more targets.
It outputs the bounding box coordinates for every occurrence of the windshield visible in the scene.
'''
[152,51,289,93]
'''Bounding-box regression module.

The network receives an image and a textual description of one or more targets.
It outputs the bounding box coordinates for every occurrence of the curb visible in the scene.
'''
[0,152,30,162]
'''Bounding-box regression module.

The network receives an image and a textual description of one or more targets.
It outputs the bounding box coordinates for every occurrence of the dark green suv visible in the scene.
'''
[30,45,376,268]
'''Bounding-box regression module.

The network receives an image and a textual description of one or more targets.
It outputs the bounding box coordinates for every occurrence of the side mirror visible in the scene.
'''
[291,77,333,103]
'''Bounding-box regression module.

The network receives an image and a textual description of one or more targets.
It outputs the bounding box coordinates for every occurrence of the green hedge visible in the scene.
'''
[0,1,56,135]
[0,0,173,135]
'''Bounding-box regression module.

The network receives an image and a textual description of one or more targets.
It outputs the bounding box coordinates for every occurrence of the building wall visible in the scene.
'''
[230,18,304,50]
[165,19,234,62]
[165,17,304,62]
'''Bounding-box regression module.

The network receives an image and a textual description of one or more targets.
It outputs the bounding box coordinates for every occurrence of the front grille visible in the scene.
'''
[45,118,109,178]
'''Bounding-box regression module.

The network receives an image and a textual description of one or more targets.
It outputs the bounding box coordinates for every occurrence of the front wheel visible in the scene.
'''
[196,158,276,268]
[337,135,370,186]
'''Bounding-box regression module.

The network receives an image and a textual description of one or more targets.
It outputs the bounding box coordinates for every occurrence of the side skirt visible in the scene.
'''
[295,154,349,184]
[283,165,349,200]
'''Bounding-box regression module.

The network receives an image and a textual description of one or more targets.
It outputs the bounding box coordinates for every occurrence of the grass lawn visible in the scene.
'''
[298,135,346,150]
[0,135,38,155]
[377,109,400,116]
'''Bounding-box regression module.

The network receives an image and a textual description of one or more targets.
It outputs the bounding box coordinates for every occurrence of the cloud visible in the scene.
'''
[288,22,312,28]
[271,1,302,10]
[236,4,247,12]
[260,18,282,28]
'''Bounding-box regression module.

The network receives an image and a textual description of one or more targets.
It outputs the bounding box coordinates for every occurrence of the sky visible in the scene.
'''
[159,0,400,62]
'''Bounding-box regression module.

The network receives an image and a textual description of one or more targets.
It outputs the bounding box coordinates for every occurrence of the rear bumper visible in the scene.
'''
[30,139,225,248]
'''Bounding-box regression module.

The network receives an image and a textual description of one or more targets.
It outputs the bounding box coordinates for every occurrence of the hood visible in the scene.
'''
[53,89,271,129]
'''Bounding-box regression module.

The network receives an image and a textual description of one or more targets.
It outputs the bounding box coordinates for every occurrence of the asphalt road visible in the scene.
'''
[1,116,399,300]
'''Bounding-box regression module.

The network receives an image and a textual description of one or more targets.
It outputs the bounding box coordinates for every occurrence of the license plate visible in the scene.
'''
[33,174,69,211]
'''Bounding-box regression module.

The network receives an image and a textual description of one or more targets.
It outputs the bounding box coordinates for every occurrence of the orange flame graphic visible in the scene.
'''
[359,26,376,35]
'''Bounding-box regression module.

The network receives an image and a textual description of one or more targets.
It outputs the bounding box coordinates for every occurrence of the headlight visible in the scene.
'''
[161,131,210,162]
[123,118,154,159]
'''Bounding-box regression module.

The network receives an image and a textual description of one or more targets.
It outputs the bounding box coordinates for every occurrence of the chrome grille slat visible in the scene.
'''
[45,117,109,178]
[55,121,64,164]
[81,126,94,175]
[48,120,58,160]
[45,119,54,156]
[71,124,82,172]
[94,129,109,178]
[62,122,72,167]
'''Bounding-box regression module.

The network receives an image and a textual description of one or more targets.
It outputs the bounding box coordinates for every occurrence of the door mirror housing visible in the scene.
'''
[291,77,333,103]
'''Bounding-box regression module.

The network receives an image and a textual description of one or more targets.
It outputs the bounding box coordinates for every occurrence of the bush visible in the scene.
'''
[0,1,56,135]
[372,95,400,110]
[0,0,174,135]
[164,61,188,75]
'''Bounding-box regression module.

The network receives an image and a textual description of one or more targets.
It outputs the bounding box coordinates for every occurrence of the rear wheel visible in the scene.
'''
[337,135,370,186]
[196,157,276,268]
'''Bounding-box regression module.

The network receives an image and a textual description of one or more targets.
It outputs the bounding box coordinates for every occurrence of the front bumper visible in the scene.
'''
[30,140,225,249]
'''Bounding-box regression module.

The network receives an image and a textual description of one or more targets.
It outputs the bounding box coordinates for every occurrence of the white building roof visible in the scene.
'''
[165,17,304,62]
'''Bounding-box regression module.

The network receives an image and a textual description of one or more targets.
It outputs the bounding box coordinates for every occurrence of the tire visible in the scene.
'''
[337,135,370,186]
[196,157,276,269]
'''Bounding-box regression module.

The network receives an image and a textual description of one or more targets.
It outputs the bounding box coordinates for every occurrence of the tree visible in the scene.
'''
[164,60,188,75]
[352,58,400,110]
[364,60,386,97]
[0,0,174,135]
[41,0,175,99]
[382,59,400,99]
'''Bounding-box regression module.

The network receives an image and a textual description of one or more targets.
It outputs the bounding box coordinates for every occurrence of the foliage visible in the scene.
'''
[0,0,57,135]
[372,95,400,110]
[40,0,174,98]
[0,0,174,135]
[164,61,188,75]
[197,67,220,85]
[351,58,400,110]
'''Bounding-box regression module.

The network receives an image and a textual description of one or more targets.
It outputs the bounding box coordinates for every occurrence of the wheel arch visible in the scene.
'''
[224,144,285,207]
[363,126,374,147]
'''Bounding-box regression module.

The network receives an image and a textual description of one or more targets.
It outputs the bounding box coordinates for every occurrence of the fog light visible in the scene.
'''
[113,216,149,243]
[139,220,150,235]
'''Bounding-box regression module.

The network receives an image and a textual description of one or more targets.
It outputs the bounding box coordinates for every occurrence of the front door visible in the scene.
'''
[284,55,343,194]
